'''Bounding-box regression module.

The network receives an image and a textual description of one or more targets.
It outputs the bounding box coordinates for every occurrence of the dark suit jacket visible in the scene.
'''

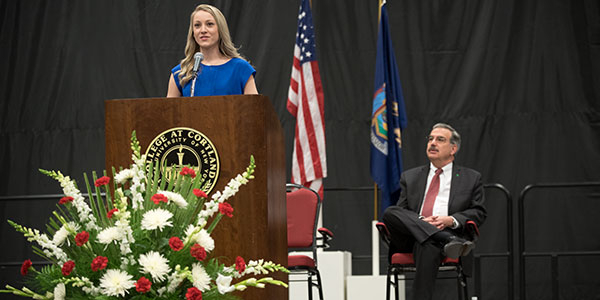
[397,163,487,231]
[394,163,487,276]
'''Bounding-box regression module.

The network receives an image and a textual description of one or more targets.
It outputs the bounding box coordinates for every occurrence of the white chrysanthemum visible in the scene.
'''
[52,226,69,246]
[184,225,196,238]
[184,226,214,252]
[191,263,211,291]
[138,251,171,282]
[97,226,123,244]
[52,220,80,247]
[114,169,135,184]
[54,282,65,300]
[216,274,235,294]
[196,229,214,252]
[141,208,173,231]
[158,190,188,208]
[99,269,135,297]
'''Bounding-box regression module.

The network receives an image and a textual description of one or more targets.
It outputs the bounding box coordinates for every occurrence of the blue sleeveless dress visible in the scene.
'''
[171,58,256,96]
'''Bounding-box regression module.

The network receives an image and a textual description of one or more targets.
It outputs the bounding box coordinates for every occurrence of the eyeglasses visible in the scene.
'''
[426,135,448,143]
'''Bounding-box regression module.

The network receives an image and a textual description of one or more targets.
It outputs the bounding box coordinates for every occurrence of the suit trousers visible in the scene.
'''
[383,206,450,300]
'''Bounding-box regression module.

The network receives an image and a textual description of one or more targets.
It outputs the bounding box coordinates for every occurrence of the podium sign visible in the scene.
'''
[105,95,287,300]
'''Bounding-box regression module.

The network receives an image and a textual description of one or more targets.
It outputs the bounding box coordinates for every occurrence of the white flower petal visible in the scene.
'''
[97,227,123,244]
[138,251,171,282]
[191,263,211,291]
[216,274,235,294]
[53,283,65,300]
[99,269,135,297]
[158,190,188,208]
[141,208,173,231]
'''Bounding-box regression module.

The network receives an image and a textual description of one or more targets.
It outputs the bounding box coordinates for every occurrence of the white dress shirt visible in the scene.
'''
[420,162,459,228]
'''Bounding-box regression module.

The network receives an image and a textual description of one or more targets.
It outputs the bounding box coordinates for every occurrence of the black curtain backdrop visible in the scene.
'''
[1,0,600,299]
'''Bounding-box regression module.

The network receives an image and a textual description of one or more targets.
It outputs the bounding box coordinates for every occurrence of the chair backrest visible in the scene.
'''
[286,184,321,249]
[375,222,392,247]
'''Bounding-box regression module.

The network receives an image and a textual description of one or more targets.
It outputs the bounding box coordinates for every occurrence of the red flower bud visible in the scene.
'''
[20,259,32,276]
[107,208,118,219]
[190,243,207,261]
[193,189,207,198]
[62,260,75,276]
[219,202,234,218]
[235,256,246,274]
[75,231,89,246]
[135,276,152,293]
[91,256,108,271]
[151,193,168,204]
[169,236,184,251]
[180,167,197,178]
[59,196,74,205]
[94,176,110,187]
[186,287,202,300]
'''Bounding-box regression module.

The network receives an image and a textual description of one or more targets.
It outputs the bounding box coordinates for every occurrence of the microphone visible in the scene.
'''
[190,52,203,97]
[193,52,204,73]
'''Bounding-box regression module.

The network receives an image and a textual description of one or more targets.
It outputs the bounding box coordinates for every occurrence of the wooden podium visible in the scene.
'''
[105,95,287,300]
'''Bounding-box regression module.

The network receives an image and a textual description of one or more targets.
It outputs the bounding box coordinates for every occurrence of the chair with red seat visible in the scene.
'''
[287,183,333,300]
[376,221,479,300]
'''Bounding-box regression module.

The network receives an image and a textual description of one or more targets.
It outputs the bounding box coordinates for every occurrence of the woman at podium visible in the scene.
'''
[167,4,258,97]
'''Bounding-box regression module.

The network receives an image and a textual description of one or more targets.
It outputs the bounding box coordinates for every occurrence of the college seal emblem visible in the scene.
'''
[145,127,220,194]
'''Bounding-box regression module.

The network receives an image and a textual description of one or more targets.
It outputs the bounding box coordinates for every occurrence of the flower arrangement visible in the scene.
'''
[1,132,288,300]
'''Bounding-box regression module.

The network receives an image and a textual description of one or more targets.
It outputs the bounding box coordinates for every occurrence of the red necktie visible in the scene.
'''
[421,168,443,217]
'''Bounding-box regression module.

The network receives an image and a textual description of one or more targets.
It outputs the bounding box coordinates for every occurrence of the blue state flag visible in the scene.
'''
[370,1,408,218]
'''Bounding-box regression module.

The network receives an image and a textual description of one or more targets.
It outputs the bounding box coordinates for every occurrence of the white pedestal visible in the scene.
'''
[346,275,405,300]
[289,251,352,300]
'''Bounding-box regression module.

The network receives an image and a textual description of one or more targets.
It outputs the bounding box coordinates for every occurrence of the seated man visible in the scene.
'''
[383,123,487,300]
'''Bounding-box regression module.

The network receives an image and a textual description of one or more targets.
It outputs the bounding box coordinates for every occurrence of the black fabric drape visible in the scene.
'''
[1,0,599,299]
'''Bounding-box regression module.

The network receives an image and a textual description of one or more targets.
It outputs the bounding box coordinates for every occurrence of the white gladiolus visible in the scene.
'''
[216,274,235,294]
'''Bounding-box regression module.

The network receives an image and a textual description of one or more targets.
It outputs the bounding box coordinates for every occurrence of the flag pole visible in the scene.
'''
[372,0,384,276]
[372,183,380,275]
[374,183,379,220]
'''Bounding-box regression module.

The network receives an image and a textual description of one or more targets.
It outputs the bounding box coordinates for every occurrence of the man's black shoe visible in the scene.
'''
[442,237,474,259]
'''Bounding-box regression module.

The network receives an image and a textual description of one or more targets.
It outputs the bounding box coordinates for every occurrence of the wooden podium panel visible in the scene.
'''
[105,95,287,300]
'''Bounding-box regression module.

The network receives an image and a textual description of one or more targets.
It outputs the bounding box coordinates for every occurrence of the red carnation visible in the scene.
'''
[135,276,152,293]
[180,167,197,178]
[62,260,75,276]
[94,176,110,187]
[235,256,246,274]
[190,243,207,261]
[169,237,184,251]
[75,231,89,246]
[20,259,32,276]
[193,188,207,198]
[107,208,118,219]
[151,193,168,204]
[59,196,74,205]
[91,256,108,271]
[186,287,203,300]
[219,202,234,218]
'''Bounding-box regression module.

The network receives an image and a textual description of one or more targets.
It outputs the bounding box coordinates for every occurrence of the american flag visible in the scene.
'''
[287,0,327,198]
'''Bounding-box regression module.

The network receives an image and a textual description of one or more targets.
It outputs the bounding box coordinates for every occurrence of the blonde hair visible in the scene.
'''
[178,4,244,86]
